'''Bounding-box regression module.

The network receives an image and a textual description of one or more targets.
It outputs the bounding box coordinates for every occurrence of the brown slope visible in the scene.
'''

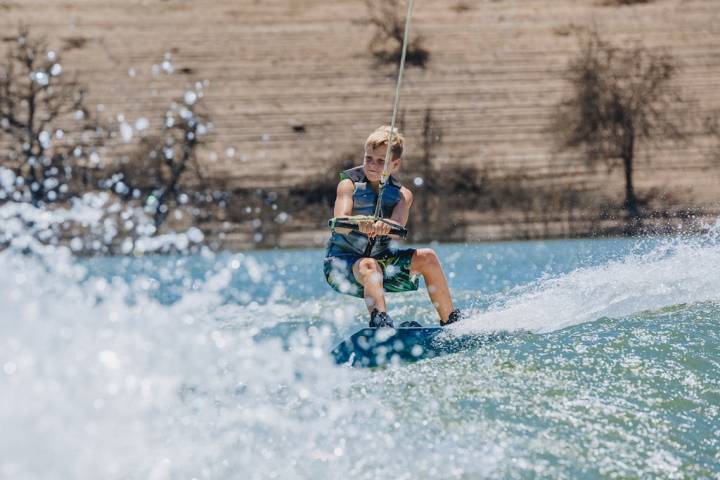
[1,0,719,244]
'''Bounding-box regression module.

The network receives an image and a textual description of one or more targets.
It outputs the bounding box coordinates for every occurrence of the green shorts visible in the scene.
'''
[323,248,420,298]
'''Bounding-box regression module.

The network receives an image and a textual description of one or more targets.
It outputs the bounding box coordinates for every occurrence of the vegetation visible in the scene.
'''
[552,30,686,232]
[108,86,215,229]
[705,111,720,165]
[600,0,652,6]
[0,27,227,252]
[403,108,483,241]
[0,26,107,205]
[364,0,429,68]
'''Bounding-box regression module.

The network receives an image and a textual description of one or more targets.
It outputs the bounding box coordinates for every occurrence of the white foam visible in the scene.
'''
[455,224,720,335]
[0,200,504,478]
[0,245,371,478]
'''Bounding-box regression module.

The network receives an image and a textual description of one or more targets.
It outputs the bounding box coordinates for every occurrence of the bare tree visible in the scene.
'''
[364,0,429,68]
[0,26,106,205]
[600,0,652,6]
[552,30,686,230]
[112,86,213,230]
[705,110,720,165]
[415,107,441,239]
[404,107,482,241]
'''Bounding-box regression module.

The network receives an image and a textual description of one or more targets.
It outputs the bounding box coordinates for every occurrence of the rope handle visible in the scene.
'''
[328,215,408,239]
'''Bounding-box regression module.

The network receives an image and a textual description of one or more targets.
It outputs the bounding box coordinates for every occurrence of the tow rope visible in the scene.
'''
[372,0,416,220]
[363,0,416,257]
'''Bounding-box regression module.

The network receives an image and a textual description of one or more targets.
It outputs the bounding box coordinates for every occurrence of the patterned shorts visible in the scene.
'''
[323,248,420,298]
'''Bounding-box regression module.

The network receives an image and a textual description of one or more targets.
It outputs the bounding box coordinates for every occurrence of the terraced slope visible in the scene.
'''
[1,0,719,244]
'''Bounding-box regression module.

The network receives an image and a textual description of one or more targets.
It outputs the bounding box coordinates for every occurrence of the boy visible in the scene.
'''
[324,126,462,328]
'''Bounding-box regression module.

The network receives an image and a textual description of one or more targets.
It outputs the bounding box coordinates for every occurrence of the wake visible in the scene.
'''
[455,223,720,335]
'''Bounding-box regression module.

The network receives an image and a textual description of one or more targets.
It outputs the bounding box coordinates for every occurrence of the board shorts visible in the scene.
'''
[323,248,420,298]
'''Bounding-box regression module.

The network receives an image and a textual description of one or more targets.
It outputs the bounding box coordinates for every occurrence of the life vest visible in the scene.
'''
[326,166,403,257]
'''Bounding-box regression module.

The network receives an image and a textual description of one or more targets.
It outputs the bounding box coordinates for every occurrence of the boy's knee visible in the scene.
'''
[413,248,440,273]
[357,257,381,272]
[354,258,383,287]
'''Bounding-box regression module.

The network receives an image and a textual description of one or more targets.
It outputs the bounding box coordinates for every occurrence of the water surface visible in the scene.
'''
[2,224,720,479]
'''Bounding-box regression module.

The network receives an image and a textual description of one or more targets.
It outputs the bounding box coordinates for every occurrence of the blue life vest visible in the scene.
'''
[326,166,403,258]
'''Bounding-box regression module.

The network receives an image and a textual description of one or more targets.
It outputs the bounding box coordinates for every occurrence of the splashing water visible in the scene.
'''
[1,198,719,479]
[455,225,720,335]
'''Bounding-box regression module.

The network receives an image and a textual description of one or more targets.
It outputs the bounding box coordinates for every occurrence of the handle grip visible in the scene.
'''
[328,216,408,239]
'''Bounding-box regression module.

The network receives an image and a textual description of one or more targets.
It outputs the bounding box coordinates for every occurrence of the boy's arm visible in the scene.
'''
[333,179,355,217]
[388,187,413,226]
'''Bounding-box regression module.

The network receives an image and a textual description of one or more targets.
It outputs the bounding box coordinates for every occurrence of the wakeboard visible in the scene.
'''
[332,324,479,367]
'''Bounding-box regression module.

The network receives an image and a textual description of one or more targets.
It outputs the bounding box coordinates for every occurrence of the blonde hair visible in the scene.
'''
[365,125,404,159]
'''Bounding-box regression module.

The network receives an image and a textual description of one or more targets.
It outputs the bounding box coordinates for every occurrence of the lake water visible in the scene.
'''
[2,211,720,479]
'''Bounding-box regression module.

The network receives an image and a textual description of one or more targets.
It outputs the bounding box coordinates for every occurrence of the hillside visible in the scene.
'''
[1,0,719,247]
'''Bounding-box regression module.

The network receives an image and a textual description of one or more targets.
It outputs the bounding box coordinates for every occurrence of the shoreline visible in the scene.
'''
[210,210,719,252]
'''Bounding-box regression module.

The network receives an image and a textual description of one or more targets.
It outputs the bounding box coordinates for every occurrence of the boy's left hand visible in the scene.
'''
[357,219,393,237]
[370,220,392,237]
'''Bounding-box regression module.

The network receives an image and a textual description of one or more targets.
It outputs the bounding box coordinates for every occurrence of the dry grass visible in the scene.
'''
[0,0,718,245]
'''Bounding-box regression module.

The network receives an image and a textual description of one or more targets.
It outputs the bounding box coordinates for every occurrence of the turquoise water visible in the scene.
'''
[2,216,720,478]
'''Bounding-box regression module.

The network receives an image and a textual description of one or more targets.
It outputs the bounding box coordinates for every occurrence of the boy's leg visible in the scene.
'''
[352,257,386,314]
[411,248,455,324]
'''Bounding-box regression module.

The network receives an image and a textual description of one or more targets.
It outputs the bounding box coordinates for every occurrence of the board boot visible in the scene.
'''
[369,309,394,328]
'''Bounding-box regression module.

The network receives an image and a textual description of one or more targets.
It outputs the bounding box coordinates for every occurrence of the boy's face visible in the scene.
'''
[363,144,401,183]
